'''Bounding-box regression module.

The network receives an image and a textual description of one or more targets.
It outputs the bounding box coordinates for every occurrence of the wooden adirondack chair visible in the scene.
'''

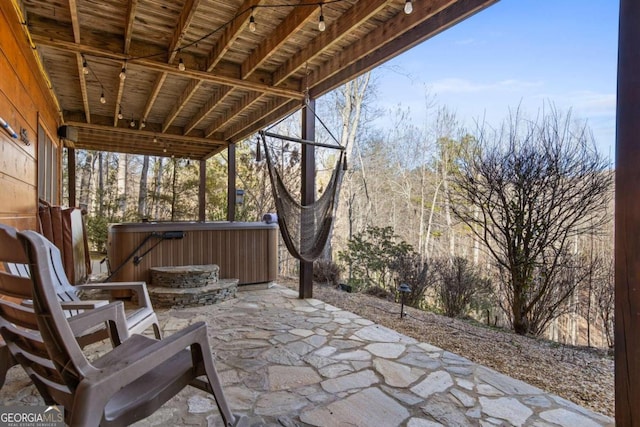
[0,223,161,388]
[1,229,237,426]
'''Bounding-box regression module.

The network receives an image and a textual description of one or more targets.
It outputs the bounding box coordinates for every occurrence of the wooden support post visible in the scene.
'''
[616,1,640,424]
[68,148,76,207]
[199,159,206,221]
[300,99,315,299]
[227,143,236,222]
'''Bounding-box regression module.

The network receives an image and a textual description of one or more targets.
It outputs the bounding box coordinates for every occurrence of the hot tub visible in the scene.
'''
[107,221,278,286]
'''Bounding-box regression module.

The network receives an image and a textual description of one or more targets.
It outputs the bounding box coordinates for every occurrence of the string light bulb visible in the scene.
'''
[130,118,135,128]
[153,136,158,143]
[117,107,123,120]
[404,0,413,14]
[318,5,326,31]
[178,57,186,71]
[119,63,127,80]
[141,119,146,129]
[249,8,256,32]
[82,56,89,75]
[100,92,106,104]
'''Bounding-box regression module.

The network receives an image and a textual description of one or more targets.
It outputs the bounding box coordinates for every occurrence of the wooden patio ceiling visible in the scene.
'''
[22,0,497,160]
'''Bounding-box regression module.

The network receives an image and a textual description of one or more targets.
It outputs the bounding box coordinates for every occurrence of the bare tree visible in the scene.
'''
[450,108,612,336]
[138,155,149,218]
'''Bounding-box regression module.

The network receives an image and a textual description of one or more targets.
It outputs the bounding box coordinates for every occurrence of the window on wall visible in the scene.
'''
[37,123,58,203]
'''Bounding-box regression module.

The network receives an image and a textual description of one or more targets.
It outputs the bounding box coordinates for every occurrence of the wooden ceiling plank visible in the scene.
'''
[311,0,495,98]
[162,79,201,132]
[207,0,263,71]
[184,86,233,134]
[223,96,291,141]
[123,0,139,54]
[205,92,264,138]
[241,0,317,79]
[167,0,203,63]
[31,35,304,99]
[272,0,390,86]
[139,72,167,129]
[308,0,456,90]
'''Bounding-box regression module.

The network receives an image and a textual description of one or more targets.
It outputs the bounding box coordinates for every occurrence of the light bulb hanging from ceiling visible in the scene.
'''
[249,8,256,32]
[404,0,413,14]
[141,119,146,129]
[100,92,106,104]
[130,118,135,128]
[318,5,326,32]
[119,61,127,80]
[117,106,123,120]
[82,55,89,75]
[178,57,186,71]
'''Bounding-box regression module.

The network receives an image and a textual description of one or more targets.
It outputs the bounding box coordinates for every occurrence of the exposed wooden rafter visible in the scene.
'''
[68,0,91,123]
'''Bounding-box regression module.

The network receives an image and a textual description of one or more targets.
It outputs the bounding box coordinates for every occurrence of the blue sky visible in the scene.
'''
[371,0,619,158]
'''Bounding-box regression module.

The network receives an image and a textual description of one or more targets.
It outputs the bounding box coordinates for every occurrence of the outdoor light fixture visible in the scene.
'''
[119,63,127,80]
[318,5,326,31]
[82,56,89,75]
[398,283,411,318]
[141,119,146,129]
[130,118,135,128]
[178,58,186,71]
[100,92,106,104]
[153,136,158,143]
[404,0,413,14]
[249,9,256,32]
[117,107,123,120]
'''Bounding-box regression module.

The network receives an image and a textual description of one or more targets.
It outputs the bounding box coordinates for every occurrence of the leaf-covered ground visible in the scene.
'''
[280,278,614,417]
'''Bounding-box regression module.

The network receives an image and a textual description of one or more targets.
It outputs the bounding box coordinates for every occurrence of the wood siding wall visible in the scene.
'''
[0,2,60,231]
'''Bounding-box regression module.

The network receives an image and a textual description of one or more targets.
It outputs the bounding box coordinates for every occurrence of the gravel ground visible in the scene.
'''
[279,278,614,417]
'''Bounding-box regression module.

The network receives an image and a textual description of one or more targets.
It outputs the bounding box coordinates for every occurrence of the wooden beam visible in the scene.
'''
[68,0,81,43]
[123,0,139,54]
[31,35,305,100]
[227,143,236,222]
[272,0,390,86]
[113,65,126,127]
[241,0,317,79]
[616,1,640,424]
[207,0,262,71]
[65,119,225,147]
[199,158,206,221]
[307,0,456,91]
[310,0,497,98]
[139,72,166,129]
[168,0,203,63]
[68,148,76,207]
[205,92,264,137]
[75,54,91,123]
[184,86,233,134]
[299,98,315,299]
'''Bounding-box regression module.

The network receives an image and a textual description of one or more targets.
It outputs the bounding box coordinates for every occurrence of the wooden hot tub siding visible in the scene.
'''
[107,222,278,285]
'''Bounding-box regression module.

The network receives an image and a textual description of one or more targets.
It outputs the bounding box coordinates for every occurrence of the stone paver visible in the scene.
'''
[0,284,614,426]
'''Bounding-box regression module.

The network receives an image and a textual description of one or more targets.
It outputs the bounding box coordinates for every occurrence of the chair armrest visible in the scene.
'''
[60,300,109,310]
[67,301,130,345]
[87,322,209,389]
[77,282,153,310]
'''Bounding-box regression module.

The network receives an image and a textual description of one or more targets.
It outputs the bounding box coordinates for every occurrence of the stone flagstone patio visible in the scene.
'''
[0,285,614,426]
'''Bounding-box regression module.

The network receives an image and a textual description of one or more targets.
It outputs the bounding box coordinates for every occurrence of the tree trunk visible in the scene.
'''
[154,157,163,220]
[138,155,149,218]
[117,153,128,218]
